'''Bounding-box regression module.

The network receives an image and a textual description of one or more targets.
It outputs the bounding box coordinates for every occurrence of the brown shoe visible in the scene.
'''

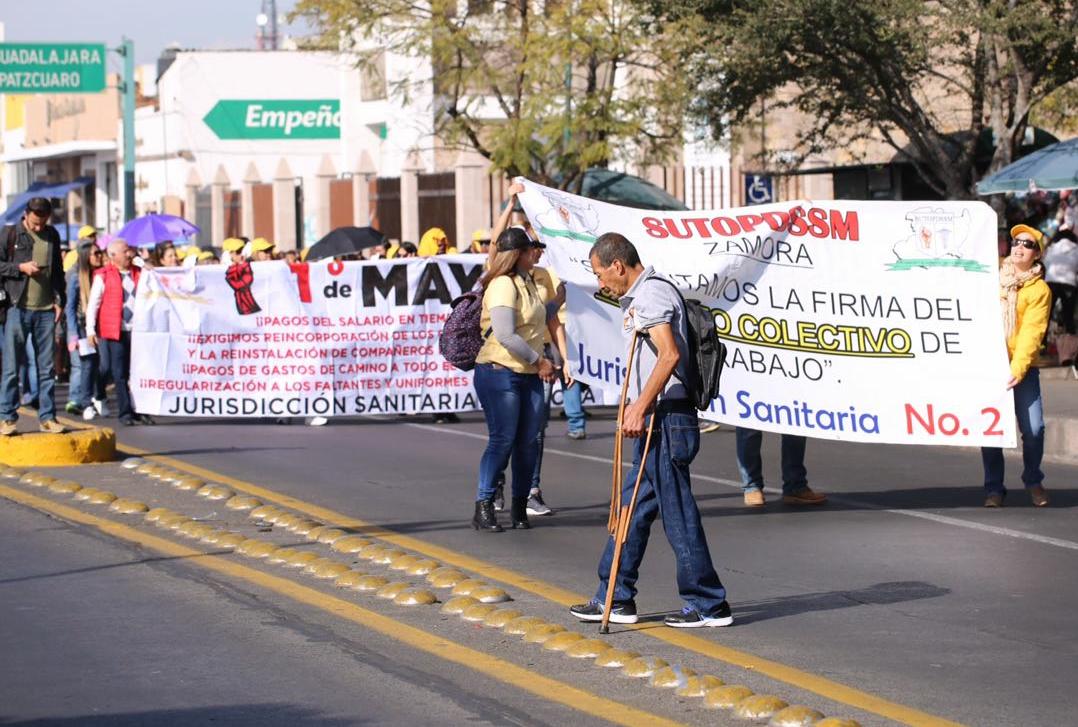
[984,493,1004,508]
[0,420,17,436]
[743,489,765,508]
[782,487,827,506]
[1029,485,1049,507]
[39,420,66,434]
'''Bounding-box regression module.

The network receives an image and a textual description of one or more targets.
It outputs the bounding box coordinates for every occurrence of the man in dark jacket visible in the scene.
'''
[0,197,67,434]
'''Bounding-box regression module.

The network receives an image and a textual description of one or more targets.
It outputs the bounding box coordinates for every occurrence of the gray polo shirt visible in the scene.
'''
[620,266,691,402]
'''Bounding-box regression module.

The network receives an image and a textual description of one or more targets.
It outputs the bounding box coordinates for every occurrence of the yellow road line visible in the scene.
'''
[0,484,685,727]
[109,439,963,727]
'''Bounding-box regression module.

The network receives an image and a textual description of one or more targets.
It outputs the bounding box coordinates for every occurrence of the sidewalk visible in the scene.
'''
[1040,366,1077,461]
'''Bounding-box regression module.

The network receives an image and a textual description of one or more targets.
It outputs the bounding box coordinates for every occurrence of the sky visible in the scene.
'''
[0,0,311,67]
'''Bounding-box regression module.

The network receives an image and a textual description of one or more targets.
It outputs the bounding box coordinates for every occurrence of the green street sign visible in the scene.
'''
[0,43,107,93]
[203,99,341,140]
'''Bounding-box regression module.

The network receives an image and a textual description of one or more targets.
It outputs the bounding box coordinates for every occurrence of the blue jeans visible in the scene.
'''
[474,364,545,501]
[735,428,808,494]
[593,402,727,616]
[99,332,134,421]
[530,377,553,489]
[981,368,1044,494]
[67,347,83,406]
[562,380,586,434]
[20,336,38,403]
[1,309,57,422]
[77,352,105,409]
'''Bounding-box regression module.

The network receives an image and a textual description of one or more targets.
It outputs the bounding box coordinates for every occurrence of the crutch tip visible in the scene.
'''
[599,625,610,635]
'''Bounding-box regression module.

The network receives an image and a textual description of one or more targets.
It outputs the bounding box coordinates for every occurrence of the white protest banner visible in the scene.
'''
[520,180,1017,447]
[130,257,485,417]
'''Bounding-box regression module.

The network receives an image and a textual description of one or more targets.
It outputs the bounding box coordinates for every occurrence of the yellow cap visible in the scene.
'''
[251,237,275,252]
[198,250,215,261]
[471,228,490,242]
[62,248,78,272]
[221,237,246,252]
[77,224,98,240]
[1009,224,1045,251]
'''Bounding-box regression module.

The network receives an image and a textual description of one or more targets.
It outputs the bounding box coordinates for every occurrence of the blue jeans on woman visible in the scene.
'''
[562,380,586,434]
[474,363,545,502]
[981,368,1044,494]
[77,352,105,409]
[735,428,807,494]
[593,401,727,617]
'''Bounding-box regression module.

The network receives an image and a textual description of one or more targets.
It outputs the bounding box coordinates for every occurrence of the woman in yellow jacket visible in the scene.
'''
[417,227,457,256]
[982,224,1051,508]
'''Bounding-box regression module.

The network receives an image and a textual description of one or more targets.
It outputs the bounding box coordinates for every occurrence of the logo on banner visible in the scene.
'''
[535,189,601,243]
[225,262,262,315]
[888,207,989,273]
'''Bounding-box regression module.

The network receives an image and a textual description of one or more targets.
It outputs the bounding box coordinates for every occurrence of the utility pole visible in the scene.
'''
[119,37,136,222]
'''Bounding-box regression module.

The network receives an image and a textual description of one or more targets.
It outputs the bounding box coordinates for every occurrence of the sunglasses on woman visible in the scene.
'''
[1011,239,1038,250]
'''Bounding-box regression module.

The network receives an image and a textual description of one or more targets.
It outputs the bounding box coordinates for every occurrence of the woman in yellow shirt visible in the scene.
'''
[982,224,1051,508]
[472,227,559,532]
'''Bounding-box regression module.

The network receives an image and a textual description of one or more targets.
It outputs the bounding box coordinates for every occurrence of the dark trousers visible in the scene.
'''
[99,332,134,421]
[1048,282,1076,334]
[592,401,727,617]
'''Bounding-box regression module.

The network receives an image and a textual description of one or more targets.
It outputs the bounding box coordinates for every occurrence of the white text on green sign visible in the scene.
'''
[203,100,341,140]
[0,43,107,93]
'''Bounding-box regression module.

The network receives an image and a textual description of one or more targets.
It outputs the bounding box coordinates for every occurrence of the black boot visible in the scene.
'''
[510,497,531,529]
[472,500,503,532]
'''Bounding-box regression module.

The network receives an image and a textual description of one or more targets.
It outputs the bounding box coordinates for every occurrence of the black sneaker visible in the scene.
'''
[664,602,733,628]
[569,599,638,624]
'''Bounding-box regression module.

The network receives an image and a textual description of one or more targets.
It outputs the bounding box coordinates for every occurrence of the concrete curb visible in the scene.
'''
[0,427,115,466]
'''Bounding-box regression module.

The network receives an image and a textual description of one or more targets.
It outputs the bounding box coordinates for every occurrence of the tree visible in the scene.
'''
[657,0,1078,199]
[292,0,693,190]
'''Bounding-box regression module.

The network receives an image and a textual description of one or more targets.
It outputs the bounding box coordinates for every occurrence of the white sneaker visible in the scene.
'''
[93,399,110,417]
[307,416,328,427]
[82,406,97,421]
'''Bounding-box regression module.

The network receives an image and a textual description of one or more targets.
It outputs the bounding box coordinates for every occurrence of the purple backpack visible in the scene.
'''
[439,290,488,371]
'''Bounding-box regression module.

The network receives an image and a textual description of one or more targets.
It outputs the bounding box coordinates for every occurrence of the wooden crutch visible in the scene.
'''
[600,331,658,634]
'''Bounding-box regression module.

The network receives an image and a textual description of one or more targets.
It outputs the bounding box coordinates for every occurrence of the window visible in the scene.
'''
[360,50,387,102]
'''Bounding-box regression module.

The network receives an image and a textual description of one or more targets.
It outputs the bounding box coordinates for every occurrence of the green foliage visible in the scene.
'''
[292,0,694,188]
[658,0,1078,198]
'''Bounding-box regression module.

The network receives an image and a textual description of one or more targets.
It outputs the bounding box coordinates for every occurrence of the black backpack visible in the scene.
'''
[645,276,727,411]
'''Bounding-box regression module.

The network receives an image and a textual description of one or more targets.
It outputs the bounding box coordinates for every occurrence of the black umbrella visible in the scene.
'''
[305,226,387,261]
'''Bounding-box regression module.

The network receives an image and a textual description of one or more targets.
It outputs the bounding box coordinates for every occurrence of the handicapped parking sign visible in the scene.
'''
[744,174,774,205]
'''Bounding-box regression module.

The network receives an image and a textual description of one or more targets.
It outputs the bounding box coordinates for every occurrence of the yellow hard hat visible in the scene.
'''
[251,237,275,252]
[222,237,246,252]
[471,228,490,242]
[77,224,98,240]
[198,250,215,261]
[62,248,78,272]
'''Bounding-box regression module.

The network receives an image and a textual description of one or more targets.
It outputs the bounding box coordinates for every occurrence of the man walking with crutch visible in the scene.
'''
[569,233,732,629]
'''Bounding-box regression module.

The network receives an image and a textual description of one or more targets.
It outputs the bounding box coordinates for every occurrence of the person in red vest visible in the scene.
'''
[85,239,150,426]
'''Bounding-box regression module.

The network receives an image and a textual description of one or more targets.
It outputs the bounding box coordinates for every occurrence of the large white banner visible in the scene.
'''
[131,257,486,417]
[518,180,1017,447]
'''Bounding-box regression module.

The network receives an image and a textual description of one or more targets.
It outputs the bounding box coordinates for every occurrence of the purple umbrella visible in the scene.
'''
[116,213,200,247]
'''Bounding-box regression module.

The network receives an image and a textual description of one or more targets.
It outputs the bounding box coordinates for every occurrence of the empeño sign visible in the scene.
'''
[203,99,341,140]
[0,43,107,93]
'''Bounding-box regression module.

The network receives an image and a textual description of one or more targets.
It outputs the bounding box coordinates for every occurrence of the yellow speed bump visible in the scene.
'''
[815,719,862,727]
[769,705,825,726]
[565,638,611,659]
[266,547,298,564]
[372,548,405,565]
[375,581,411,600]
[1,468,25,479]
[283,551,321,568]
[173,477,205,491]
[178,521,215,539]
[428,569,467,589]
[109,498,149,514]
[0,426,115,466]
[521,624,566,644]
[197,484,234,500]
[675,675,724,697]
[20,472,51,486]
[594,649,641,668]
[312,561,352,580]
[226,495,263,511]
[649,666,696,689]
[357,543,387,561]
[471,586,511,604]
[47,480,82,495]
[333,571,368,589]
[542,631,585,652]
[703,685,753,709]
[144,507,174,523]
[85,490,117,505]
[449,579,487,597]
[154,512,186,529]
[460,603,497,622]
[249,505,281,520]
[503,616,545,635]
[214,533,247,549]
[733,694,788,721]
[481,608,523,629]
[351,574,389,592]
[440,596,479,615]
[622,656,669,678]
[289,519,323,536]
[301,556,337,574]
[165,516,194,532]
[388,554,421,571]
[135,462,156,474]
[237,539,272,556]
[73,487,99,501]
[404,558,439,576]
[120,457,144,469]
[315,528,347,544]
[331,535,371,554]
[199,529,228,545]
[393,588,437,606]
[273,512,301,528]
